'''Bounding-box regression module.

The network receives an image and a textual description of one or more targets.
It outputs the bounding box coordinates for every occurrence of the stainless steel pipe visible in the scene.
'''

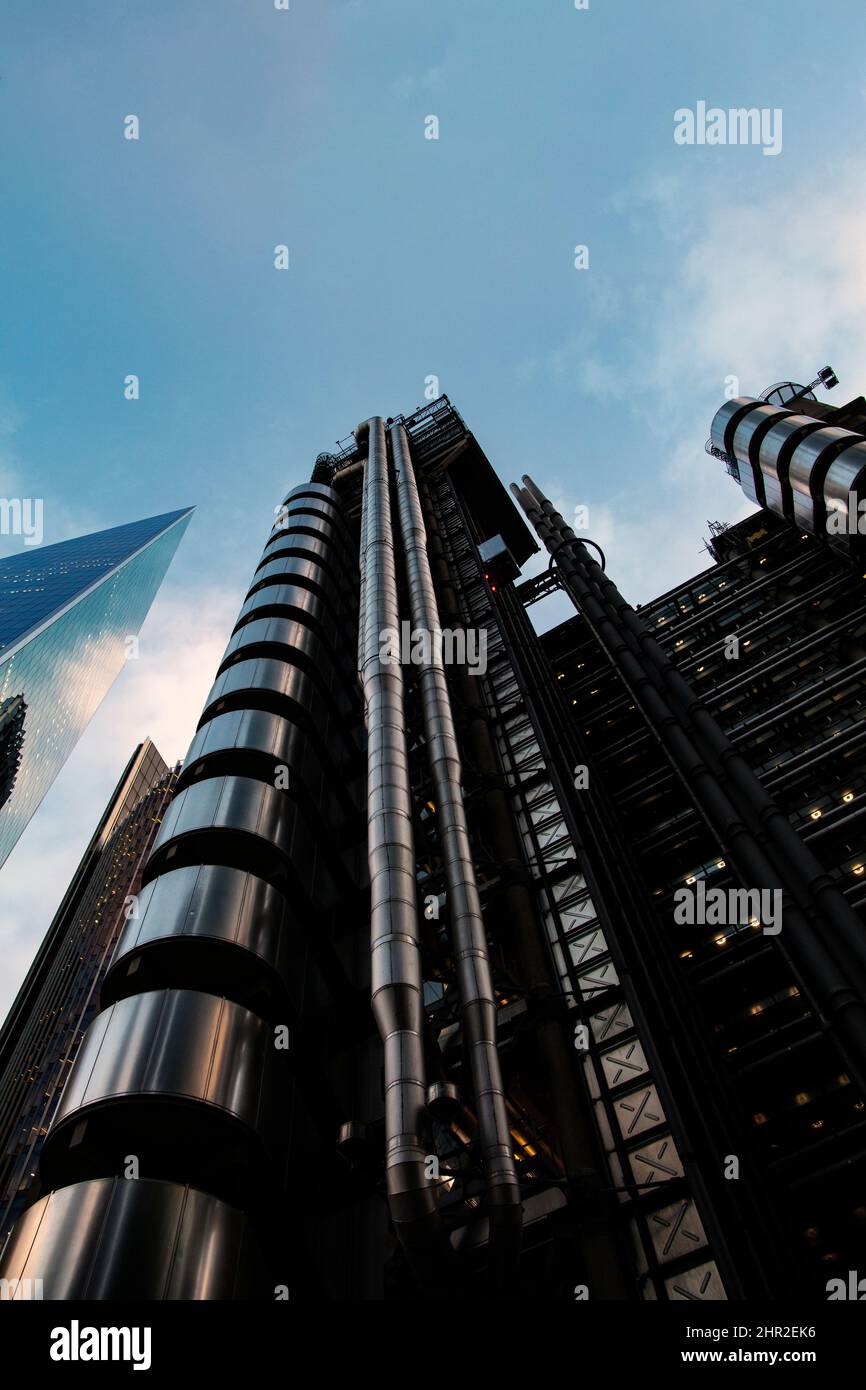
[391,422,522,1270]
[357,417,440,1248]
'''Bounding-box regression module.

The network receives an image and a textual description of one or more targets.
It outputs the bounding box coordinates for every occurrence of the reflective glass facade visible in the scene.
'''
[0,510,192,867]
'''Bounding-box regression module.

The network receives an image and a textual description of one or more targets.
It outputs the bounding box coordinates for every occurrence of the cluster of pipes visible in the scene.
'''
[354,418,522,1277]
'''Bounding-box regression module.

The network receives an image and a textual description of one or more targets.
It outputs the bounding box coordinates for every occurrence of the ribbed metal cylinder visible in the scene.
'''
[0,1178,268,1299]
[0,479,362,1298]
[710,395,866,555]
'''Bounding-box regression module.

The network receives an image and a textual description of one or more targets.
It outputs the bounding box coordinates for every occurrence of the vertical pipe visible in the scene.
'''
[356,417,441,1251]
[391,422,522,1279]
[419,471,634,1298]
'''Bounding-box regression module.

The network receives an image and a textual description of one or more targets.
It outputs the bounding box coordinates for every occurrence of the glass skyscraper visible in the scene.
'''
[0,509,193,868]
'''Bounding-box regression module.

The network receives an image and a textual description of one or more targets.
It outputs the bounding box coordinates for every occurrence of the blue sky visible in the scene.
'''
[2,0,866,1012]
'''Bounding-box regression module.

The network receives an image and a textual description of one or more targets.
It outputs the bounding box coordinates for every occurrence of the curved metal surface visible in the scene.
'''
[250,561,347,614]
[235,583,348,639]
[50,988,272,1135]
[191,685,356,817]
[260,530,332,568]
[247,554,339,601]
[0,1177,266,1299]
[268,514,345,555]
[230,589,344,654]
[105,864,291,991]
[236,580,325,621]
[257,539,356,607]
[240,572,353,643]
[223,613,325,665]
[203,656,321,722]
[756,414,826,519]
[281,481,342,508]
[824,440,866,546]
[268,510,353,560]
[731,404,791,506]
[182,708,336,807]
[150,775,294,863]
[391,421,521,1263]
[219,615,356,698]
[358,415,441,1248]
[274,496,343,529]
[787,426,861,533]
[272,498,355,551]
[709,397,759,455]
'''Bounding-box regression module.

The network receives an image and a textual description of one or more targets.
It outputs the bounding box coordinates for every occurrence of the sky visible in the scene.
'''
[2,0,866,1015]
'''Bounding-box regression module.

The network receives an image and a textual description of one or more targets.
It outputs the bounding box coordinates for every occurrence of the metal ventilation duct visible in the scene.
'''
[391,421,522,1272]
[357,416,441,1250]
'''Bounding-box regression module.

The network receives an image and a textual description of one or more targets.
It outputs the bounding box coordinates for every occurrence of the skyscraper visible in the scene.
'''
[0,740,177,1243]
[1,393,864,1301]
[0,509,193,868]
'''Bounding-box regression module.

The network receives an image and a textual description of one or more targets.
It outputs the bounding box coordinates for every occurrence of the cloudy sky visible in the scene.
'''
[1,0,865,1015]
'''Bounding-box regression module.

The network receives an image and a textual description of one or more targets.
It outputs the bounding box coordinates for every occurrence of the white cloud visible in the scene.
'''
[525,160,866,609]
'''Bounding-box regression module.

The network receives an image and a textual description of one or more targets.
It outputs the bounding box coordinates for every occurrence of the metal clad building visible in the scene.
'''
[2,396,864,1300]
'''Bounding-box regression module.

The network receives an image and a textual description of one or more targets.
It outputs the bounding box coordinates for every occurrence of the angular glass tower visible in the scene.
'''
[0,509,193,868]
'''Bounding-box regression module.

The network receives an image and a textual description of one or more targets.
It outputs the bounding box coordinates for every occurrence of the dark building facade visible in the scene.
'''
[0,740,177,1243]
[1,392,864,1301]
